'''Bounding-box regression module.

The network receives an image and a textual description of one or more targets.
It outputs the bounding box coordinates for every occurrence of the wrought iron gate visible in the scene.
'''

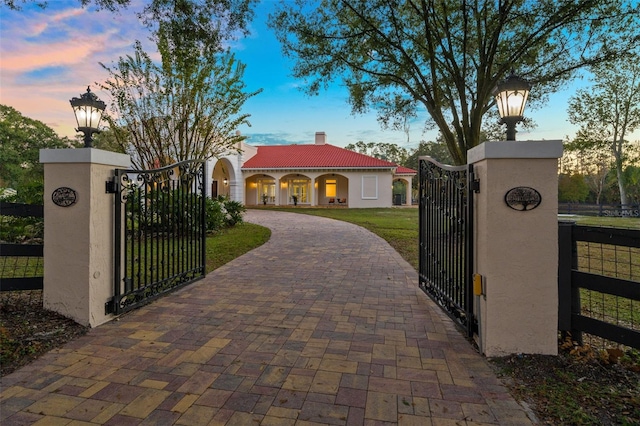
[107,160,207,315]
[418,157,477,338]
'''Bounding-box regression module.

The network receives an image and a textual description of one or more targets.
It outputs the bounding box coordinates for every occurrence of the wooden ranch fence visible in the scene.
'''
[0,202,44,291]
[558,221,640,349]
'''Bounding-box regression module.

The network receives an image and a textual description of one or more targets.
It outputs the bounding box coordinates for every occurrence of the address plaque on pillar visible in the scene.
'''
[52,187,78,207]
[504,187,541,211]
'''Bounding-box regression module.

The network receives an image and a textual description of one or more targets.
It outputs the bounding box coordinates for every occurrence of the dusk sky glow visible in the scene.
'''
[1,1,636,150]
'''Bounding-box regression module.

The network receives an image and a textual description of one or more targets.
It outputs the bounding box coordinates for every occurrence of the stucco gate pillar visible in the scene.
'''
[468,140,563,357]
[40,148,131,327]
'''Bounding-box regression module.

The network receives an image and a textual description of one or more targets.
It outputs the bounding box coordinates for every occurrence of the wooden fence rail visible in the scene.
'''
[0,201,44,291]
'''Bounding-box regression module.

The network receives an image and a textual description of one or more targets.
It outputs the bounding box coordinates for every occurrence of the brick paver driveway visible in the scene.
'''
[1,210,534,425]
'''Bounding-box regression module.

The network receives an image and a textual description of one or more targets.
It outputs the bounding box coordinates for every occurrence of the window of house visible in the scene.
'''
[362,175,378,199]
[325,179,337,197]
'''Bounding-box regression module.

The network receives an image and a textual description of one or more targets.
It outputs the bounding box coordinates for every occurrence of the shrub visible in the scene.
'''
[223,199,246,226]
[205,197,226,231]
[205,196,246,231]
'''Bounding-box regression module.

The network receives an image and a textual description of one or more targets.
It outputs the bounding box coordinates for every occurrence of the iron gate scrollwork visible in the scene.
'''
[419,157,477,338]
[108,160,207,315]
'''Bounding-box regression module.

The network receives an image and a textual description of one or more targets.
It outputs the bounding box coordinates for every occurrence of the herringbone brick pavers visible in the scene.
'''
[0,210,535,425]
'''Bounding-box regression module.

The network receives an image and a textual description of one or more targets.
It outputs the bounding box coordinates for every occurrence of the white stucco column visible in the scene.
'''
[40,148,131,327]
[468,140,563,357]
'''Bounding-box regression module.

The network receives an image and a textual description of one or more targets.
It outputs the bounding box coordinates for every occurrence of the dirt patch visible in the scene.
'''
[0,291,88,377]
[490,341,640,425]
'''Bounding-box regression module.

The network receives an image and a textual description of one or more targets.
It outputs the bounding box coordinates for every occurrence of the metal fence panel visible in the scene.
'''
[418,157,476,338]
[109,160,207,315]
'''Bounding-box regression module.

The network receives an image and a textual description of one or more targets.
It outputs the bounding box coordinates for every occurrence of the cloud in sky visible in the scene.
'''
[0,1,152,136]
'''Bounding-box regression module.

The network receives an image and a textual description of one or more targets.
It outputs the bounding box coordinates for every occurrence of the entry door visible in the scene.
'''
[290,180,309,203]
[259,181,275,204]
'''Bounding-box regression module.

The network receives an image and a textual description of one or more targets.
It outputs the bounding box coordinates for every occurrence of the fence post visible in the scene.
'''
[468,140,563,356]
[558,221,575,340]
[40,148,130,327]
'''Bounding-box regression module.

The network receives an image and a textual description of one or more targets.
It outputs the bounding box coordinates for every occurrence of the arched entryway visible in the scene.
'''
[317,173,349,206]
[244,174,277,206]
[211,158,235,198]
[392,178,412,205]
[280,174,312,205]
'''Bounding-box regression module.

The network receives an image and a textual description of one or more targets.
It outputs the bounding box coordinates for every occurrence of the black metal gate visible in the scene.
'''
[107,160,207,315]
[418,157,477,338]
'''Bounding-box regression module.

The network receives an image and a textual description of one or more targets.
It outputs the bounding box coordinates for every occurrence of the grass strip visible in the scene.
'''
[206,222,271,273]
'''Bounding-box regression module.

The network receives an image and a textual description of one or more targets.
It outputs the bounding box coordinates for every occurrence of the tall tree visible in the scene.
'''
[0,105,77,202]
[563,139,613,204]
[101,37,261,169]
[345,141,409,165]
[269,0,640,165]
[404,140,454,172]
[623,166,640,205]
[402,139,453,193]
[558,173,590,203]
[567,53,640,206]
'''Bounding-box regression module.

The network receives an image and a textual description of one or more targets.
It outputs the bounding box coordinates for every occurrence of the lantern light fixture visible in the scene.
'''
[70,86,106,148]
[494,71,531,141]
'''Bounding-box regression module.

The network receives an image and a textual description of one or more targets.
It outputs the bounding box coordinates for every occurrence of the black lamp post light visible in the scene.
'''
[70,86,106,148]
[494,71,531,141]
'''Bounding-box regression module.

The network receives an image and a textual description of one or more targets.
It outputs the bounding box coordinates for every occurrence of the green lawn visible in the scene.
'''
[565,215,640,229]
[0,223,271,280]
[205,222,271,272]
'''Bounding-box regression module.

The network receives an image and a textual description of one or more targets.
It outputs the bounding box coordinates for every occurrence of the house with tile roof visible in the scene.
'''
[207,132,416,208]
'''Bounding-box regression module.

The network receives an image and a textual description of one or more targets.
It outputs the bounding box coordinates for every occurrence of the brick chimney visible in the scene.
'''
[315,132,327,145]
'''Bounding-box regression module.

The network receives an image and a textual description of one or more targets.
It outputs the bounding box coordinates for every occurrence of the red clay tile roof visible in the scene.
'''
[395,166,417,175]
[242,144,400,169]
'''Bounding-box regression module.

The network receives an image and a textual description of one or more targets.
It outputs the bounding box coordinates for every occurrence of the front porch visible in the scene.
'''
[244,173,350,207]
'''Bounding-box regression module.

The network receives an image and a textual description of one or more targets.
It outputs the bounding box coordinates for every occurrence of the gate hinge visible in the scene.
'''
[471,179,480,193]
[105,298,115,315]
[105,178,116,194]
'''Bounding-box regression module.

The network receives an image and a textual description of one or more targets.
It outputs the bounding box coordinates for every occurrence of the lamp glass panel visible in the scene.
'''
[73,105,104,129]
[73,106,86,128]
[495,89,529,118]
[89,107,103,128]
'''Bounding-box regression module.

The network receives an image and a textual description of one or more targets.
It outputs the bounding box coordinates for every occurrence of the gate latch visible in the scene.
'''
[105,178,116,194]
[471,179,480,193]
[105,298,115,315]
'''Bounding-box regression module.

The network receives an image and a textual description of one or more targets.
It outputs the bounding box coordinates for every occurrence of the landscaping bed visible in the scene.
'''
[0,290,88,377]
[491,341,640,425]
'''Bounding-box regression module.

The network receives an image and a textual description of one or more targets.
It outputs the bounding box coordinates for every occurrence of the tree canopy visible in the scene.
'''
[270,0,640,164]
[101,39,261,169]
[0,105,77,202]
[567,52,640,206]
[345,141,409,165]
